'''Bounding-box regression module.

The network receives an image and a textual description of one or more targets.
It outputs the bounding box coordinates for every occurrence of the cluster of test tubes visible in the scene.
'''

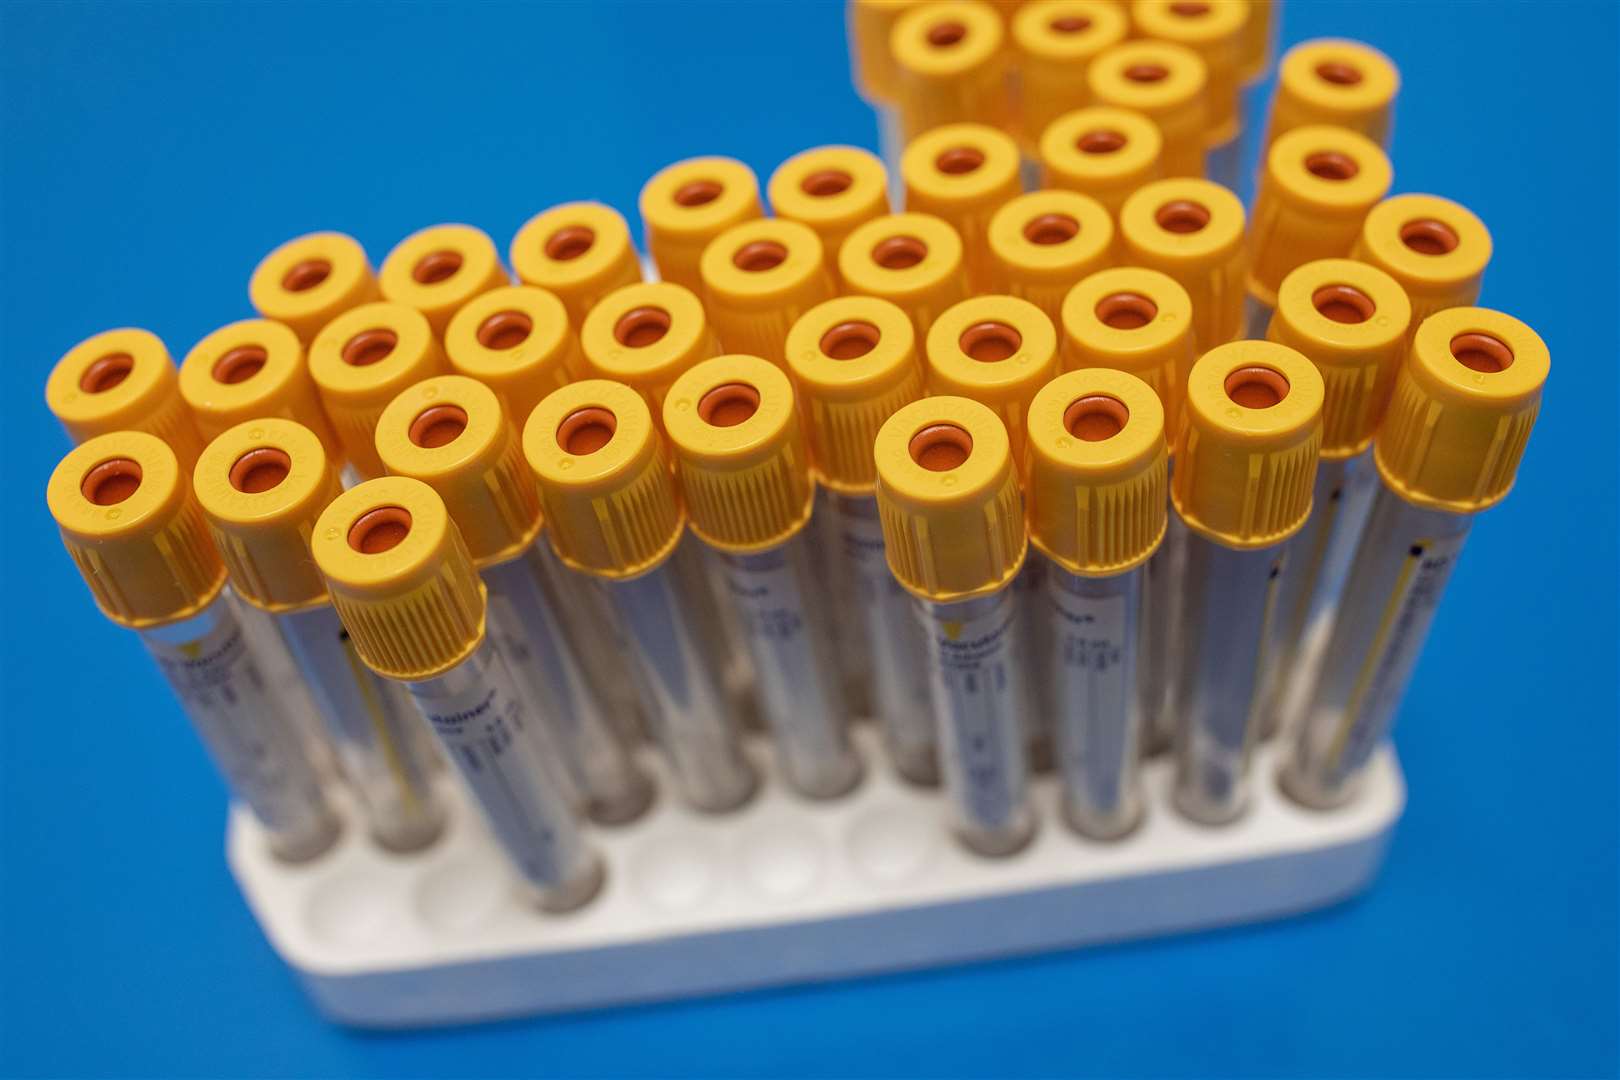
[44,0,1549,915]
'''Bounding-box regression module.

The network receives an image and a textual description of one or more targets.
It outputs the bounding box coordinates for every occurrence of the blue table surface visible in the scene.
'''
[3,1,1616,1076]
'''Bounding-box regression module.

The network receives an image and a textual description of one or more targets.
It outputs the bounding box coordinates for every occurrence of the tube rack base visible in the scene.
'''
[227,729,1404,1028]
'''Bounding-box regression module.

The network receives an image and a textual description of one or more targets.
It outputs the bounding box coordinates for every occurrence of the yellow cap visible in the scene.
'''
[850,0,925,102]
[1129,0,1248,146]
[925,294,1058,466]
[509,202,642,329]
[1011,1,1131,152]
[698,218,834,367]
[179,318,341,458]
[1086,41,1208,177]
[374,375,541,566]
[46,328,206,468]
[890,1,1011,144]
[1173,341,1324,549]
[443,285,577,426]
[311,477,486,681]
[1247,125,1393,307]
[1059,266,1194,436]
[1353,194,1492,330]
[1375,308,1548,514]
[47,431,224,629]
[1267,259,1411,459]
[767,146,890,282]
[987,189,1114,325]
[1118,178,1247,352]
[1268,39,1399,148]
[1237,0,1274,83]
[307,301,447,479]
[1038,105,1164,217]
[1025,368,1168,575]
[874,396,1026,601]
[578,281,718,425]
[837,212,968,342]
[640,156,763,292]
[785,296,924,492]
[662,355,814,553]
[248,231,380,344]
[901,122,1022,291]
[378,225,507,337]
[192,418,338,611]
[523,379,683,579]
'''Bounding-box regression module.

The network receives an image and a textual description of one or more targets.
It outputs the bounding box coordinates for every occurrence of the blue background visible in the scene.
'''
[2,2,1616,1076]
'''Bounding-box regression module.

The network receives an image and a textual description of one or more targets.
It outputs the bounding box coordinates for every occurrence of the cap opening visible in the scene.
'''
[1095,292,1158,330]
[960,321,1022,363]
[872,235,927,270]
[733,240,788,272]
[697,382,761,427]
[1064,394,1129,441]
[614,306,672,348]
[820,320,881,360]
[1315,60,1364,86]
[935,146,985,175]
[1304,151,1359,181]
[1125,63,1169,83]
[1078,129,1126,154]
[1225,365,1290,409]
[909,423,973,471]
[1311,284,1375,324]
[1170,1,1210,14]
[348,506,412,554]
[282,258,332,292]
[212,345,268,385]
[1024,212,1080,246]
[412,249,463,285]
[1156,200,1210,234]
[1450,332,1515,374]
[79,353,134,394]
[1400,218,1460,256]
[342,328,399,367]
[802,169,853,197]
[674,179,722,207]
[229,447,291,494]
[81,457,143,506]
[545,226,596,261]
[1050,14,1093,32]
[927,20,966,46]
[409,404,469,449]
[557,406,618,455]
[477,310,533,350]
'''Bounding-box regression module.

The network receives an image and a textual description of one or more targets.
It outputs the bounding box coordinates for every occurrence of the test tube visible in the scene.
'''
[509,202,643,329]
[1059,267,1195,756]
[1243,125,1393,337]
[662,356,864,799]
[46,328,206,469]
[248,231,380,345]
[48,431,340,861]
[1038,105,1165,221]
[1352,193,1492,339]
[1086,41,1208,179]
[1118,177,1247,355]
[837,211,969,343]
[874,396,1034,855]
[1265,38,1399,149]
[698,218,835,368]
[1010,1,1130,163]
[1257,259,1411,740]
[307,301,447,480]
[1169,341,1323,825]
[443,284,579,424]
[378,223,507,337]
[312,476,603,909]
[178,318,341,456]
[987,189,1115,326]
[785,296,935,784]
[524,380,759,813]
[193,419,446,851]
[767,145,890,287]
[1025,369,1168,839]
[639,156,763,292]
[889,1,1011,149]
[848,0,924,106]
[901,122,1021,293]
[579,281,719,427]
[1282,308,1548,809]
[375,375,655,823]
[1129,0,1250,187]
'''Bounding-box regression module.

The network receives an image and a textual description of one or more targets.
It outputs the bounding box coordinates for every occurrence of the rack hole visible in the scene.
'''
[909,423,973,471]
[820,321,881,360]
[1311,284,1375,324]
[872,235,928,270]
[348,506,412,554]
[81,457,142,506]
[1125,63,1169,83]
[212,345,268,385]
[1400,218,1459,256]
[614,306,671,348]
[1078,129,1126,154]
[281,258,331,292]
[1225,365,1290,409]
[1095,292,1158,330]
[935,146,985,175]
[674,180,722,207]
[1024,213,1079,246]
[545,226,595,262]
[698,382,761,427]
[229,447,291,494]
[1450,332,1514,373]
[1064,394,1129,441]
[1305,151,1359,181]
[409,405,468,449]
[477,310,533,350]
[342,329,398,367]
[1315,61,1363,86]
[1050,14,1092,32]
[959,321,1022,362]
[733,240,788,272]
[927,20,966,46]
[79,353,134,393]
[557,406,618,455]
[412,250,463,285]
[1156,200,1210,234]
[801,170,853,197]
